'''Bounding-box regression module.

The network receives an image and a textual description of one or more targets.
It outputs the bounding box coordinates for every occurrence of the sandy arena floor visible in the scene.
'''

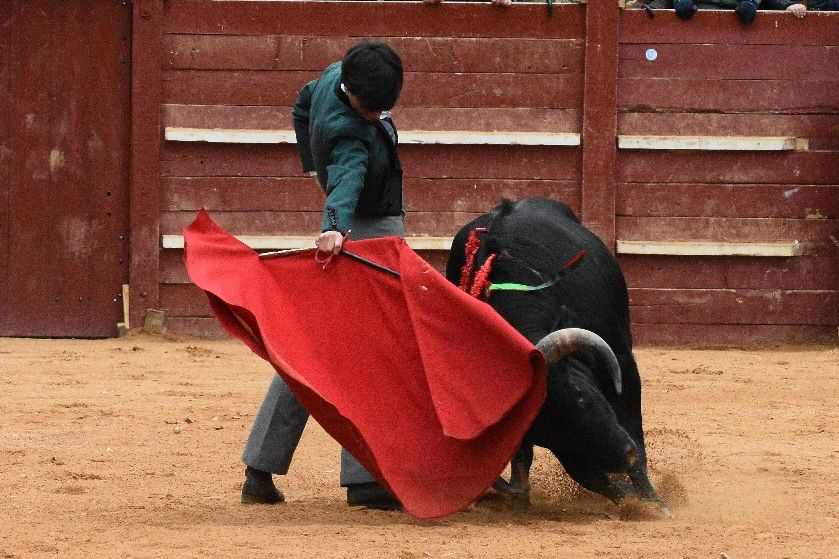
[1,332,836,558]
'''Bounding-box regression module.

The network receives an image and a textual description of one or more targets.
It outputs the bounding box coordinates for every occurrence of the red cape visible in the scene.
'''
[183,210,546,519]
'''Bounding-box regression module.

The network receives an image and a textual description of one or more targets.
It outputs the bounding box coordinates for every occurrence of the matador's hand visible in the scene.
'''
[316,230,345,255]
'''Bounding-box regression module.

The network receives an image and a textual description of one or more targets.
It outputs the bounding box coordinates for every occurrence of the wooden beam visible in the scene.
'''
[617,135,808,151]
[130,0,163,329]
[617,240,803,257]
[581,0,620,251]
[162,235,453,252]
[164,127,581,146]
[165,127,296,144]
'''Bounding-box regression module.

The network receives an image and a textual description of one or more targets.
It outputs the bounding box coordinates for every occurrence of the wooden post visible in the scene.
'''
[581,0,620,252]
[129,0,163,328]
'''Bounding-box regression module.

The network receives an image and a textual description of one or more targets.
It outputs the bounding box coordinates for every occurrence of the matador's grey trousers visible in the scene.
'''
[241,214,405,486]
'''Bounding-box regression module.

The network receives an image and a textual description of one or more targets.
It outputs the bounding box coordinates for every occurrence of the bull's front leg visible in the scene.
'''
[628,460,672,517]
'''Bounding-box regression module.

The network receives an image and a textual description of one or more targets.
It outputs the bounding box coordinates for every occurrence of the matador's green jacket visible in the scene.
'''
[292,61,403,234]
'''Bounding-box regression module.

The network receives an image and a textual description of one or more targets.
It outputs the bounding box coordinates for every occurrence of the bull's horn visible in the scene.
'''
[535,328,622,395]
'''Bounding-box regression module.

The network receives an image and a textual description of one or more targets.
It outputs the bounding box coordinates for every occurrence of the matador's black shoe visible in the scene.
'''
[241,466,285,504]
[346,482,401,511]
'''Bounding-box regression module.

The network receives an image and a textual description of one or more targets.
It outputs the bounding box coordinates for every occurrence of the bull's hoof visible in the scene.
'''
[617,497,672,520]
[656,500,672,518]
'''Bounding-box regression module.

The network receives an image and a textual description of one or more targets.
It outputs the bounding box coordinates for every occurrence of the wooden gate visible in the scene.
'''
[0,1,131,337]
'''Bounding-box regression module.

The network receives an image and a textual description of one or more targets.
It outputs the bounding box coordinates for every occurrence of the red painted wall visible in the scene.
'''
[8,1,832,343]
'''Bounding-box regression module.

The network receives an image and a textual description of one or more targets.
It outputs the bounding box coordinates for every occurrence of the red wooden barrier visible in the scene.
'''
[151,2,837,345]
[2,1,835,344]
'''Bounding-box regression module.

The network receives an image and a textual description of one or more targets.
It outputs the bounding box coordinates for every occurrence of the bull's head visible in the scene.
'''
[536,328,638,476]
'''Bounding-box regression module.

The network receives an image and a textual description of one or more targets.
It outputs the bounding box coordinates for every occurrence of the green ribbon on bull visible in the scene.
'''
[484,249,586,297]
[485,277,560,295]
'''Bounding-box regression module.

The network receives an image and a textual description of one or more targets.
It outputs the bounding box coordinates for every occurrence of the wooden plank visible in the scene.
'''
[131,0,163,329]
[161,250,839,291]
[1,1,131,337]
[165,128,296,144]
[165,127,581,146]
[619,255,839,290]
[160,250,190,284]
[65,2,132,336]
[164,35,585,74]
[372,130,581,146]
[162,143,302,177]
[618,113,839,151]
[628,288,838,325]
[617,216,839,256]
[161,289,839,346]
[580,0,620,250]
[161,210,321,236]
[162,176,578,214]
[164,104,583,134]
[0,2,11,333]
[619,44,838,81]
[164,316,838,344]
[162,234,454,251]
[617,184,838,219]
[620,9,839,46]
[162,176,324,211]
[161,143,582,180]
[404,179,579,214]
[618,78,837,114]
[162,1,586,39]
[617,135,806,151]
[166,316,228,339]
[407,145,581,181]
[1,2,53,334]
[163,70,583,109]
[617,240,803,257]
[617,151,839,185]
[164,104,292,129]
[630,323,838,346]
[160,283,210,317]
[160,210,485,237]
[161,234,310,250]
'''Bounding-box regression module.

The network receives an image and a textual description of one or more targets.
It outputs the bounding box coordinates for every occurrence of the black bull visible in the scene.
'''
[445,198,669,515]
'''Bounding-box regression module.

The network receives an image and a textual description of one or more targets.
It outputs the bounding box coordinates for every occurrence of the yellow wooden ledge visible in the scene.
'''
[164,127,580,146]
[162,235,453,251]
[617,240,803,257]
[617,135,808,151]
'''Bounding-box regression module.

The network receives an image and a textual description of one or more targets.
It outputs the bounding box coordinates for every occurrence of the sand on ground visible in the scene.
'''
[1,332,837,558]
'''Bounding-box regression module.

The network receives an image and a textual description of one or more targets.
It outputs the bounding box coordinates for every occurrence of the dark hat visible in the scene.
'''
[735,0,758,24]
[674,0,697,19]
